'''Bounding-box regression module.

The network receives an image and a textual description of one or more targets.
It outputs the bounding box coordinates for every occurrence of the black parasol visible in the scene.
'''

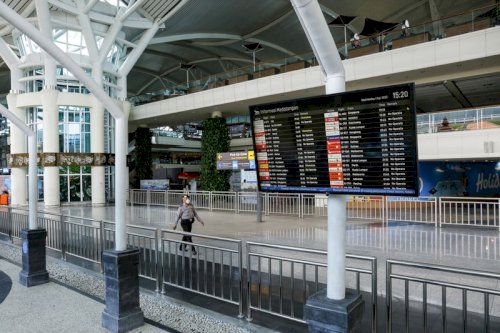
[359,18,399,36]
[328,15,357,26]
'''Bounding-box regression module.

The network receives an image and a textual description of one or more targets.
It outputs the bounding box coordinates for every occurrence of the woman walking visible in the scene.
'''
[174,195,204,254]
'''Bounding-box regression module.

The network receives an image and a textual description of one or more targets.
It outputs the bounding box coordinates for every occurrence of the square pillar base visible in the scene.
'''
[19,229,49,287]
[102,249,144,333]
[304,289,364,333]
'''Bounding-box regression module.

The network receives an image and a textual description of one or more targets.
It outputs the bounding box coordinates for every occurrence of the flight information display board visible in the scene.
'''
[250,83,418,196]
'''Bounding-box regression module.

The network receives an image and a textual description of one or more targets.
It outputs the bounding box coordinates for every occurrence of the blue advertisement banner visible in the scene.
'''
[418,161,500,197]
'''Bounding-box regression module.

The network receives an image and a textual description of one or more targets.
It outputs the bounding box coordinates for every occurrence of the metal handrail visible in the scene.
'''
[386,259,500,333]
[246,241,377,332]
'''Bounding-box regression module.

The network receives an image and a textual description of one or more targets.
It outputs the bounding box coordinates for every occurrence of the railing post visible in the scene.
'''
[99,220,105,273]
[246,242,253,322]
[434,197,438,228]
[497,198,500,232]
[386,261,392,333]
[238,241,244,318]
[438,197,442,228]
[155,228,162,293]
[265,193,269,216]
[382,196,387,226]
[147,190,151,207]
[235,192,239,213]
[209,191,213,212]
[60,215,66,261]
[372,258,378,333]
[299,194,303,218]
[165,190,168,208]
[8,206,12,242]
[130,189,134,206]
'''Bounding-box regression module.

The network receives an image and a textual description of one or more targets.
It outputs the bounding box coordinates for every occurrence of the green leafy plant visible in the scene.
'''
[200,117,230,191]
[133,127,152,188]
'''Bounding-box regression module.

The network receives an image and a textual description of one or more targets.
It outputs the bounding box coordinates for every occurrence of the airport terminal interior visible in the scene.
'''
[0,0,499,332]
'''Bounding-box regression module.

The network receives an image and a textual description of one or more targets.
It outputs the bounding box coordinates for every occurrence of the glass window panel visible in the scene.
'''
[84,133,90,153]
[37,176,44,201]
[82,175,91,201]
[69,166,80,174]
[60,175,68,202]
[69,175,81,202]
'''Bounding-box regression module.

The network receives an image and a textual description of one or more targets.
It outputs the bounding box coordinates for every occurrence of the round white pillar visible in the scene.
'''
[91,95,106,206]
[122,100,131,194]
[41,89,60,207]
[6,92,27,206]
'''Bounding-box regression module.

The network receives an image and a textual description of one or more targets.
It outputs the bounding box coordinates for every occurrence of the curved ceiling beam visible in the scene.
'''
[190,57,254,65]
[47,0,155,29]
[150,33,241,45]
[243,9,296,39]
[151,33,297,57]
[131,66,179,87]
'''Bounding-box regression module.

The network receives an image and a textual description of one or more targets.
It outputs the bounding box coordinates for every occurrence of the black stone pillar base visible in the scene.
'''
[19,229,49,287]
[102,249,144,333]
[304,289,364,333]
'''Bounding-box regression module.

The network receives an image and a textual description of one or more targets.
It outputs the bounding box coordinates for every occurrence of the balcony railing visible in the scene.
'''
[129,3,500,106]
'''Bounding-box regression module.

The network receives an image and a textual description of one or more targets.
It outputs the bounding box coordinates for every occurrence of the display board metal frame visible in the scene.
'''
[250,83,418,196]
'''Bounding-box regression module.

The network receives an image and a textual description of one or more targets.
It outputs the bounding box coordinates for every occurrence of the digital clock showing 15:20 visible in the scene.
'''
[393,90,409,99]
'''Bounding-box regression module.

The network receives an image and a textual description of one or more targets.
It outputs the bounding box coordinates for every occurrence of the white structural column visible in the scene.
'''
[0,39,27,206]
[291,0,346,300]
[91,95,106,205]
[41,89,60,206]
[0,104,37,229]
[6,93,28,206]
[91,65,106,206]
[0,1,128,249]
[37,0,60,207]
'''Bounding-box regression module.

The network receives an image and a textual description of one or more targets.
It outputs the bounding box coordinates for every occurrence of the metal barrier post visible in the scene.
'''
[209,192,213,212]
[434,197,438,228]
[386,261,392,333]
[438,197,442,228]
[265,193,269,216]
[131,189,134,205]
[99,220,105,273]
[155,228,161,293]
[60,215,66,261]
[371,258,377,333]
[165,190,168,208]
[238,241,244,318]
[382,196,387,226]
[235,192,239,214]
[246,242,253,321]
[8,206,12,242]
[147,190,151,207]
[497,198,500,232]
[299,194,303,218]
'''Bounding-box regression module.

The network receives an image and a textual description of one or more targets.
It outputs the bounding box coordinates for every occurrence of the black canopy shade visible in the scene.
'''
[328,15,357,26]
[359,18,399,36]
[242,42,263,52]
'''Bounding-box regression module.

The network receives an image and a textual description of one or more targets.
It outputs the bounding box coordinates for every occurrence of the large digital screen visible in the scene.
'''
[250,83,418,196]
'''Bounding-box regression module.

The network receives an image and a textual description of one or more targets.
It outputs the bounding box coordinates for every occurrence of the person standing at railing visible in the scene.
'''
[173,194,204,254]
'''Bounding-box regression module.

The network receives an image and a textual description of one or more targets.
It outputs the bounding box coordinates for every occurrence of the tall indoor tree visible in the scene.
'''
[133,127,153,188]
[200,116,230,191]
